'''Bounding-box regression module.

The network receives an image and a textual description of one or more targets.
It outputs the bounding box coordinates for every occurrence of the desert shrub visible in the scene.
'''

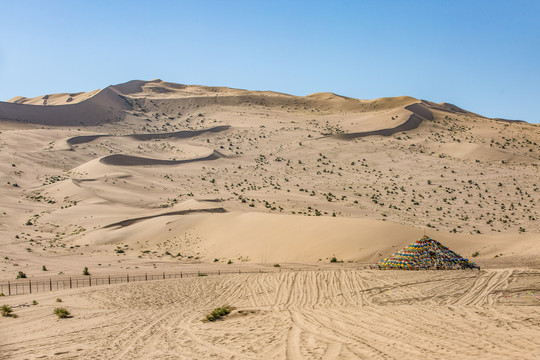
[56,298,62,302]
[54,307,70,318]
[213,258,219,262]
[42,265,47,271]
[227,260,232,264]
[472,251,479,257]
[198,273,208,277]
[16,271,26,279]
[204,305,233,322]
[273,264,280,267]
[330,257,337,263]
[32,300,38,305]
[1,304,13,317]
[82,267,90,276]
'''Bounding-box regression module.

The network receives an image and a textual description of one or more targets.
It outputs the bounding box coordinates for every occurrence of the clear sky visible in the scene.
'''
[1,0,539,123]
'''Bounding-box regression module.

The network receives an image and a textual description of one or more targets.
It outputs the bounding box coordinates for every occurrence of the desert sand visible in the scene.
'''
[0,79,539,359]
[2,269,540,359]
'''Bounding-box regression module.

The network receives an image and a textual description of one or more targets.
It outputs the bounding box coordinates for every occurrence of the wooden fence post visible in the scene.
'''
[50,278,52,291]
[8,281,10,296]
[145,273,148,281]
[108,275,111,285]
[70,277,72,289]
[89,277,92,287]
[29,280,32,294]
[163,272,165,279]
[127,274,129,283]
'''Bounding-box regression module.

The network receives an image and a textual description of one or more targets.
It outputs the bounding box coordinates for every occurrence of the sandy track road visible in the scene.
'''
[2,269,539,359]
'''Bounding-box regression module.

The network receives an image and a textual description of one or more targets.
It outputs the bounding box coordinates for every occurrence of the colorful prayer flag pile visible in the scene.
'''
[376,235,479,270]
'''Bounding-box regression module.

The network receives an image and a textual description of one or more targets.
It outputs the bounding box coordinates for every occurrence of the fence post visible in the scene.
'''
[8,281,10,296]
[50,278,52,291]
[89,276,92,287]
[108,275,111,285]
[29,280,32,294]
[127,274,129,283]
[180,272,182,278]
[145,273,148,281]
[163,272,165,279]
[218,270,220,275]
[70,278,72,289]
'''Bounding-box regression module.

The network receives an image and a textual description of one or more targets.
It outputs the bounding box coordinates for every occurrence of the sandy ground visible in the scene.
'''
[0,80,539,358]
[2,269,539,359]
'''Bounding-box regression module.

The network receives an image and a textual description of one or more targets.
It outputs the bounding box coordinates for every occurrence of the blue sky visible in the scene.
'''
[1,0,539,123]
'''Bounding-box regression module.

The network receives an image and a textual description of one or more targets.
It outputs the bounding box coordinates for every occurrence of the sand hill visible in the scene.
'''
[0,79,539,359]
[1,79,538,275]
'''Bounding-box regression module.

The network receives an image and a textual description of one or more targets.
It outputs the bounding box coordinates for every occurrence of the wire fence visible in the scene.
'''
[0,268,284,297]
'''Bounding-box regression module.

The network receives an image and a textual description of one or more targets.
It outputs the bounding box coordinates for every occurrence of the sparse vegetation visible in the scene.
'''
[1,304,14,317]
[82,267,90,276]
[54,307,71,318]
[16,271,26,279]
[472,251,479,257]
[203,305,233,322]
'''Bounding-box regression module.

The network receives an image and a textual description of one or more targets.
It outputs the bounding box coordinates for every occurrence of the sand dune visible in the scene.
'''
[0,79,539,359]
[8,89,101,106]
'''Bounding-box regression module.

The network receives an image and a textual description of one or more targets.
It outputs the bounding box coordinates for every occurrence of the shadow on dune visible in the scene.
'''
[66,125,230,146]
[329,103,433,140]
[99,150,226,166]
[103,207,228,228]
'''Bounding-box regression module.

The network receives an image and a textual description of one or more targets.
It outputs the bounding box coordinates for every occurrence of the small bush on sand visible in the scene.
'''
[16,271,26,279]
[472,251,479,257]
[198,273,208,277]
[203,305,233,322]
[82,267,90,276]
[330,257,337,263]
[56,298,62,303]
[273,264,280,267]
[42,265,47,271]
[227,260,232,264]
[2,304,14,317]
[32,300,38,305]
[54,307,71,318]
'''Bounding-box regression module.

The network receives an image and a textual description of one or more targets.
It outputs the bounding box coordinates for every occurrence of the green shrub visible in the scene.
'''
[56,298,62,303]
[32,300,38,305]
[16,271,26,279]
[82,267,90,276]
[198,273,208,277]
[472,251,479,257]
[204,305,233,322]
[330,257,337,263]
[42,265,47,271]
[273,264,280,267]
[227,260,232,264]
[54,307,71,318]
[1,304,13,317]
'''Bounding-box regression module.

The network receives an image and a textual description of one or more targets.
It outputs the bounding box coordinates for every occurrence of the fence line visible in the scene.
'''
[0,268,286,297]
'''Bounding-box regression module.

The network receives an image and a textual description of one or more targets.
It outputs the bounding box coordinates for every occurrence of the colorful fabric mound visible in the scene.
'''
[377,235,479,270]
